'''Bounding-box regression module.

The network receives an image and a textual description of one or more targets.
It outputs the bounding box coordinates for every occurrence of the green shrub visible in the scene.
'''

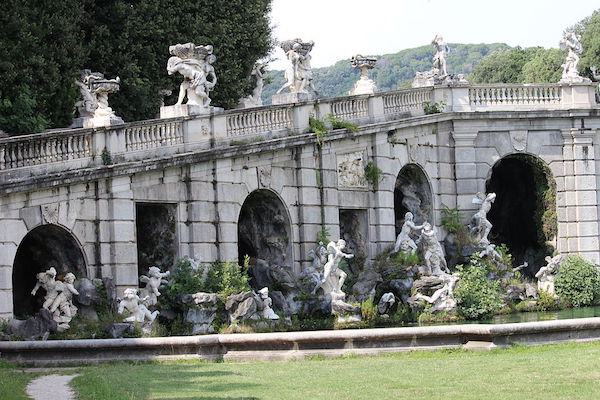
[308,116,328,146]
[440,205,463,234]
[360,298,377,322]
[455,256,503,320]
[364,161,383,190]
[218,255,251,297]
[327,115,359,133]
[536,289,560,311]
[555,255,600,307]
[392,251,421,268]
[423,100,446,114]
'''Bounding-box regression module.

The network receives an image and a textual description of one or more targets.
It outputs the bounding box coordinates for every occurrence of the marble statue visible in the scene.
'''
[72,69,123,128]
[536,255,561,295]
[49,273,79,331]
[118,288,159,323]
[560,31,586,82]
[256,287,280,320]
[349,55,377,95]
[139,266,170,307]
[276,39,318,95]
[393,212,424,254]
[478,242,502,261]
[167,43,217,109]
[239,62,265,108]
[313,239,354,295]
[413,273,460,313]
[470,192,496,247]
[31,267,59,310]
[308,243,328,271]
[419,223,449,276]
[432,35,449,76]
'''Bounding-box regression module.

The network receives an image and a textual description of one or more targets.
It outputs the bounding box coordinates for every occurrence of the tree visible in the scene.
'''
[521,48,563,83]
[470,47,539,84]
[572,9,600,78]
[0,0,87,135]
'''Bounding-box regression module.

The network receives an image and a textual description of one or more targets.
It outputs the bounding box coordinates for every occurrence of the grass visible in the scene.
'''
[4,341,600,399]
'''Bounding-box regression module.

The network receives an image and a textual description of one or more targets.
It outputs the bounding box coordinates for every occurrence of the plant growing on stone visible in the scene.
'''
[536,289,560,311]
[555,255,600,307]
[364,161,383,190]
[454,255,503,320]
[327,115,359,133]
[316,227,330,245]
[101,148,112,165]
[423,100,446,114]
[218,255,251,297]
[440,205,463,234]
[308,116,328,146]
[360,298,377,322]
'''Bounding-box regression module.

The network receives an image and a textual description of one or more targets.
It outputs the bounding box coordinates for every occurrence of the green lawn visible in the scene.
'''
[4,341,600,399]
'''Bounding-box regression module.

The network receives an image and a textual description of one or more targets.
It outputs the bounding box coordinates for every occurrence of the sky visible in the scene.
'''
[268,0,599,70]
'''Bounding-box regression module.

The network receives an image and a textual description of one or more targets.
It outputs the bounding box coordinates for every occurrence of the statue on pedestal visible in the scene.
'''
[349,55,377,95]
[313,239,353,295]
[239,62,265,108]
[72,70,123,128]
[432,35,449,77]
[559,31,587,83]
[167,43,217,109]
[276,39,318,95]
[412,35,467,88]
[469,192,496,248]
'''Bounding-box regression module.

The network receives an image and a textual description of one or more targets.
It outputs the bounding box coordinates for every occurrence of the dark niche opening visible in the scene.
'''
[486,154,556,275]
[237,190,292,268]
[135,203,178,277]
[394,164,433,236]
[339,209,368,275]
[12,224,86,318]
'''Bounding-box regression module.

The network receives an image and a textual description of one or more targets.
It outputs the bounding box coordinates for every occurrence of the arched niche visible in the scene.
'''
[394,163,433,236]
[237,189,293,268]
[486,153,557,275]
[12,224,87,318]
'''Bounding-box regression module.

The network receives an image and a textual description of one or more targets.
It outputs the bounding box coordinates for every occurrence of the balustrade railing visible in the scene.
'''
[125,120,183,152]
[329,97,369,120]
[226,106,293,137]
[469,84,562,107]
[0,130,92,170]
[383,88,433,115]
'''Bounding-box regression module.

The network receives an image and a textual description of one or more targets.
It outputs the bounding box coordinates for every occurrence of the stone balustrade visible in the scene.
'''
[0,82,597,180]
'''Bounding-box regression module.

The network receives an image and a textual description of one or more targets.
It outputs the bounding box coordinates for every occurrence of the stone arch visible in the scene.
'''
[394,163,434,236]
[237,189,293,268]
[485,153,557,275]
[12,224,87,318]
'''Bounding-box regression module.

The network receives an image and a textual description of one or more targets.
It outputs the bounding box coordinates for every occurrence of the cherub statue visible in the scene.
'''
[393,212,424,254]
[276,39,318,95]
[560,31,584,81]
[312,239,354,295]
[49,273,79,331]
[240,62,265,107]
[139,266,170,307]
[167,43,217,108]
[535,255,561,295]
[31,267,60,310]
[118,288,160,323]
[432,35,449,76]
[419,223,449,276]
[256,287,279,320]
[470,192,496,247]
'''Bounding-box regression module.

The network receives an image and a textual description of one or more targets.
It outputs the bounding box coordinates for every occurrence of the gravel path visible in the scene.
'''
[26,374,80,400]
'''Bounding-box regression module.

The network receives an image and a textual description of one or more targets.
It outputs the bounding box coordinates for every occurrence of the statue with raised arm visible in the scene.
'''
[560,31,585,82]
[118,288,160,323]
[393,212,424,254]
[49,273,79,331]
[419,223,449,276]
[31,267,60,310]
[432,35,449,76]
[139,266,170,307]
[470,192,496,247]
[535,255,561,295]
[239,62,265,108]
[313,239,353,295]
[167,43,217,109]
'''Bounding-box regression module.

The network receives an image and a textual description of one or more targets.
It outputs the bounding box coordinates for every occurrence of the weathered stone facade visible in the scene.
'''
[1,82,598,319]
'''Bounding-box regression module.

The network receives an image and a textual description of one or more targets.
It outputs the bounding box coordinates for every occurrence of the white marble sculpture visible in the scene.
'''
[256,287,279,320]
[349,55,377,95]
[166,43,217,112]
[31,267,59,310]
[535,255,561,295]
[308,243,328,271]
[419,223,449,276]
[412,35,467,88]
[413,273,460,313]
[118,288,159,323]
[337,151,367,188]
[276,39,318,96]
[72,69,123,128]
[432,35,449,76]
[560,31,587,83]
[470,192,496,247]
[393,212,424,254]
[313,239,354,295]
[478,242,502,261]
[239,62,265,108]
[49,273,79,331]
[139,266,170,307]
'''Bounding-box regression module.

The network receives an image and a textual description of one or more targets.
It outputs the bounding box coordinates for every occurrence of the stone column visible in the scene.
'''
[452,131,479,218]
[558,129,600,263]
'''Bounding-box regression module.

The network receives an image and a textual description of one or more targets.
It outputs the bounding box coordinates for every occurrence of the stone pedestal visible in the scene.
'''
[160,104,223,119]
[71,115,124,129]
[271,92,313,105]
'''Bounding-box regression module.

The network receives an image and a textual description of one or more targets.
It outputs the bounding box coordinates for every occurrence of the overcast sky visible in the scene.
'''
[268,0,599,70]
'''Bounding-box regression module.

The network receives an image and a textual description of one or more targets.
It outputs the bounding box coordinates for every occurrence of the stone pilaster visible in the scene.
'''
[452,131,479,218]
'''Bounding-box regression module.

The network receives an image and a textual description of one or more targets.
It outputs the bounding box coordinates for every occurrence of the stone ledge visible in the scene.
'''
[2,317,600,365]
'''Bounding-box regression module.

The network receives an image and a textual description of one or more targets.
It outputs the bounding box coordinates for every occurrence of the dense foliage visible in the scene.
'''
[263,43,510,102]
[0,0,272,135]
[571,9,600,79]
[454,256,503,320]
[555,255,600,307]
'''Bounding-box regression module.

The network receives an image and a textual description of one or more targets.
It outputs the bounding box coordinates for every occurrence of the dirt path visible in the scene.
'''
[26,374,80,400]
